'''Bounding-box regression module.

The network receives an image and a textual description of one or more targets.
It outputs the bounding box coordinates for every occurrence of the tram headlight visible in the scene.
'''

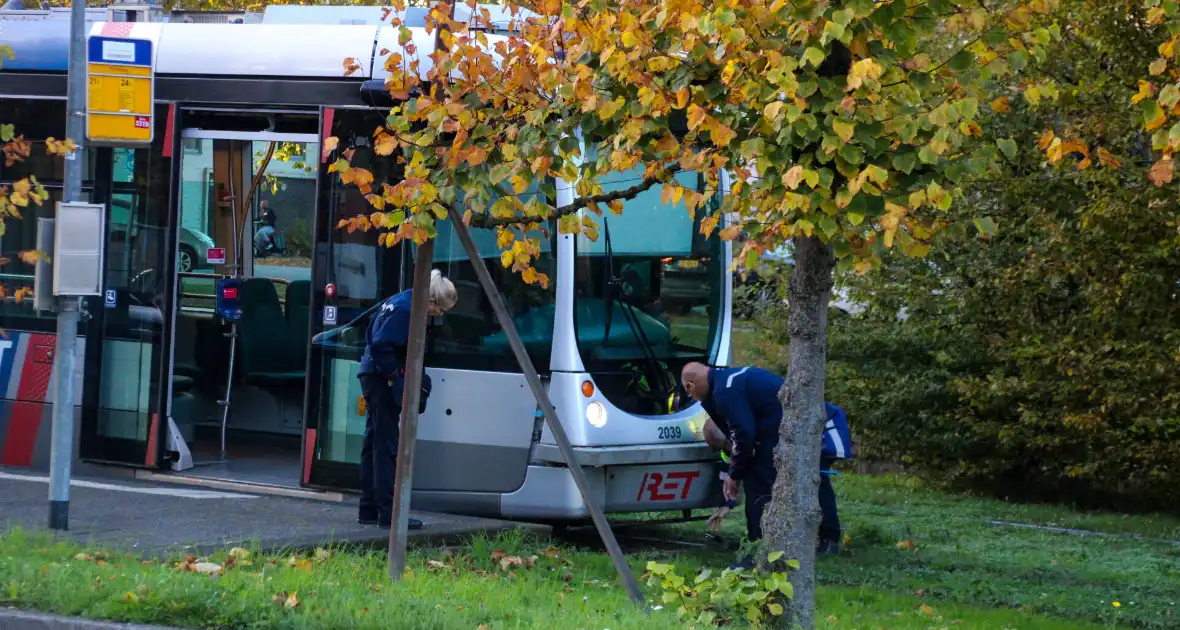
[585,401,607,428]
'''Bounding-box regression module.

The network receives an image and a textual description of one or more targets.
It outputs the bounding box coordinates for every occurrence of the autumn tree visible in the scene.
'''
[328,1,1069,626]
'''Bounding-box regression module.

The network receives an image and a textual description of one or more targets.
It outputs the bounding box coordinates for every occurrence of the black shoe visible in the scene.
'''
[817,538,841,557]
[358,511,378,525]
[376,517,423,530]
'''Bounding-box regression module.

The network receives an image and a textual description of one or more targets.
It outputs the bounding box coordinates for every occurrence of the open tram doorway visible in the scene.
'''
[165,112,319,489]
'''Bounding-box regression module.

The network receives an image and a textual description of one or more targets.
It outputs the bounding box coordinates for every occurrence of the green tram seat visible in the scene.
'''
[238,278,306,385]
[285,280,312,368]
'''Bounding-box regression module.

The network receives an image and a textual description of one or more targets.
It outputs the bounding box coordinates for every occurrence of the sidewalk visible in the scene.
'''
[0,468,548,557]
[0,609,178,630]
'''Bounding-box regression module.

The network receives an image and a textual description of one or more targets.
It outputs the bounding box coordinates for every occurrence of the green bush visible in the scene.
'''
[643,555,795,627]
[752,6,1180,509]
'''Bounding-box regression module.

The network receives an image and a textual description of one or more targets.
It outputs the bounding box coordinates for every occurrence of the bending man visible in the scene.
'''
[683,362,850,556]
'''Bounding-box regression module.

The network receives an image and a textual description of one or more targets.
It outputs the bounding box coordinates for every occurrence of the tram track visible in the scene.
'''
[552,517,735,556]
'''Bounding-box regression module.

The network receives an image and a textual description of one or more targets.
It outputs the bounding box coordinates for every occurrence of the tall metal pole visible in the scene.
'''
[386,239,434,579]
[48,0,87,531]
[446,205,646,606]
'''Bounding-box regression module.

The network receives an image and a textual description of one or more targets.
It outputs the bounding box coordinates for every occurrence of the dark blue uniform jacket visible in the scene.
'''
[700,366,852,481]
[358,290,432,411]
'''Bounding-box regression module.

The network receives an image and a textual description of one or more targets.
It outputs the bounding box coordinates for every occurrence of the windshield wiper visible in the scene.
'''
[600,217,673,403]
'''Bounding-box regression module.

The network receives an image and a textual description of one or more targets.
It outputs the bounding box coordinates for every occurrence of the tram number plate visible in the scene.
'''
[657,425,683,440]
[636,470,701,502]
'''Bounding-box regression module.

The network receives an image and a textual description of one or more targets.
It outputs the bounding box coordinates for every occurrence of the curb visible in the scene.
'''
[0,609,179,630]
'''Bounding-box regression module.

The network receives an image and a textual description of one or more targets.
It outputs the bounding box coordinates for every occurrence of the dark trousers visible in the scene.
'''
[358,374,403,523]
[745,450,841,543]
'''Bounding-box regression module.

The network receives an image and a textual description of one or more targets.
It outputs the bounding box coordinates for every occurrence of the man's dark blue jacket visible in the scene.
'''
[358,290,432,410]
[700,366,851,481]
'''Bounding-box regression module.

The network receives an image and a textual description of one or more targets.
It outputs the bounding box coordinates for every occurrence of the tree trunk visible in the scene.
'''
[759,235,835,630]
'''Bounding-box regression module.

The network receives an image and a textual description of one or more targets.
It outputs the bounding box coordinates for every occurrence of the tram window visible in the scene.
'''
[422,215,557,373]
[0,99,92,185]
[316,110,408,321]
[572,168,725,415]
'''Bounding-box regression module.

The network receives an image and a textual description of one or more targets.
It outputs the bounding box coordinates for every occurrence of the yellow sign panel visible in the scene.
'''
[86,37,155,146]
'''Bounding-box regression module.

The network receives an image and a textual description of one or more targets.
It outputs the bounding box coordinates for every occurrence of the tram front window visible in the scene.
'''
[574,169,724,416]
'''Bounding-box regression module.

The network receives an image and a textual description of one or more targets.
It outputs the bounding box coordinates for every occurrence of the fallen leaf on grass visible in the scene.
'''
[541,546,561,558]
[121,592,139,603]
[476,625,491,630]
[426,560,450,570]
[313,548,332,563]
[74,553,93,561]
[919,603,937,616]
[896,539,917,550]
[194,562,222,575]
[228,547,251,560]
[273,591,300,609]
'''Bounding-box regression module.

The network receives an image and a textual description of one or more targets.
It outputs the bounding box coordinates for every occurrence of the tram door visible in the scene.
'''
[166,123,319,487]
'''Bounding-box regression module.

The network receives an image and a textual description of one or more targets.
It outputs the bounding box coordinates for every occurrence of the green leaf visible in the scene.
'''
[846,212,865,226]
[488,164,512,185]
[787,559,801,569]
[778,580,795,599]
[947,50,975,73]
[768,602,785,616]
[996,138,1018,161]
[892,151,917,174]
[0,124,13,142]
[804,47,826,68]
[695,568,712,584]
[973,217,998,237]
[1161,84,1180,109]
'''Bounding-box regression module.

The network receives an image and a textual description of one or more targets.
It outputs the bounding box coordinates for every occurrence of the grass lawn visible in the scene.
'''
[3,473,1176,629]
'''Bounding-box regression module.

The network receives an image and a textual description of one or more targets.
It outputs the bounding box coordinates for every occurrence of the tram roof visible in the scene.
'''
[0,5,522,79]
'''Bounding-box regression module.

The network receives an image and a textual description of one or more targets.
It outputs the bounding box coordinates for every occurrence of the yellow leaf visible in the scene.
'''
[322,136,340,162]
[1149,158,1174,187]
[1096,147,1122,169]
[763,101,785,122]
[687,104,707,130]
[960,120,983,137]
[1150,59,1168,76]
[1036,128,1055,151]
[509,175,529,194]
[521,267,539,285]
[374,133,396,156]
[710,123,737,147]
[1146,107,1169,132]
[1132,80,1155,105]
[718,225,742,241]
[500,250,513,268]
[989,96,1011,113]
[596,97,625,121]
[896,539,917,550]
[782,165,804,190]
[676,87,690,110]
[1024,85,1041,106]
[833,120,855,142]
[919,604,936,616]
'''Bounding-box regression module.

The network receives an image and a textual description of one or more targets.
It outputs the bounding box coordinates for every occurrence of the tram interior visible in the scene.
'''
[167,126,316,487]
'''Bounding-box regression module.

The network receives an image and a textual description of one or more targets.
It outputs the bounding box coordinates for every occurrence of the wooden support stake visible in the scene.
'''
[387,238,435,579]
[446,205,646,607]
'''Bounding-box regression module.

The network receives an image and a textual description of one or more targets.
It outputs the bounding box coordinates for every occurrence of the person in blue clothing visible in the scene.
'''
[357,269,458,529]
[682,362,852,557]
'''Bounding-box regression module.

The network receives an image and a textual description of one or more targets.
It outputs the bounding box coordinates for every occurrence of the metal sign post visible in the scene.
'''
[47,0,90,532]
[445,205,646,606]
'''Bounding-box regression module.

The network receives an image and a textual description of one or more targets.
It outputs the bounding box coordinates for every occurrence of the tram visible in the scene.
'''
[0,3,734,520]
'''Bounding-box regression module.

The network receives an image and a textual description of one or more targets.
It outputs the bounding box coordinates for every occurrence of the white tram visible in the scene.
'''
[0,3,733,520]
